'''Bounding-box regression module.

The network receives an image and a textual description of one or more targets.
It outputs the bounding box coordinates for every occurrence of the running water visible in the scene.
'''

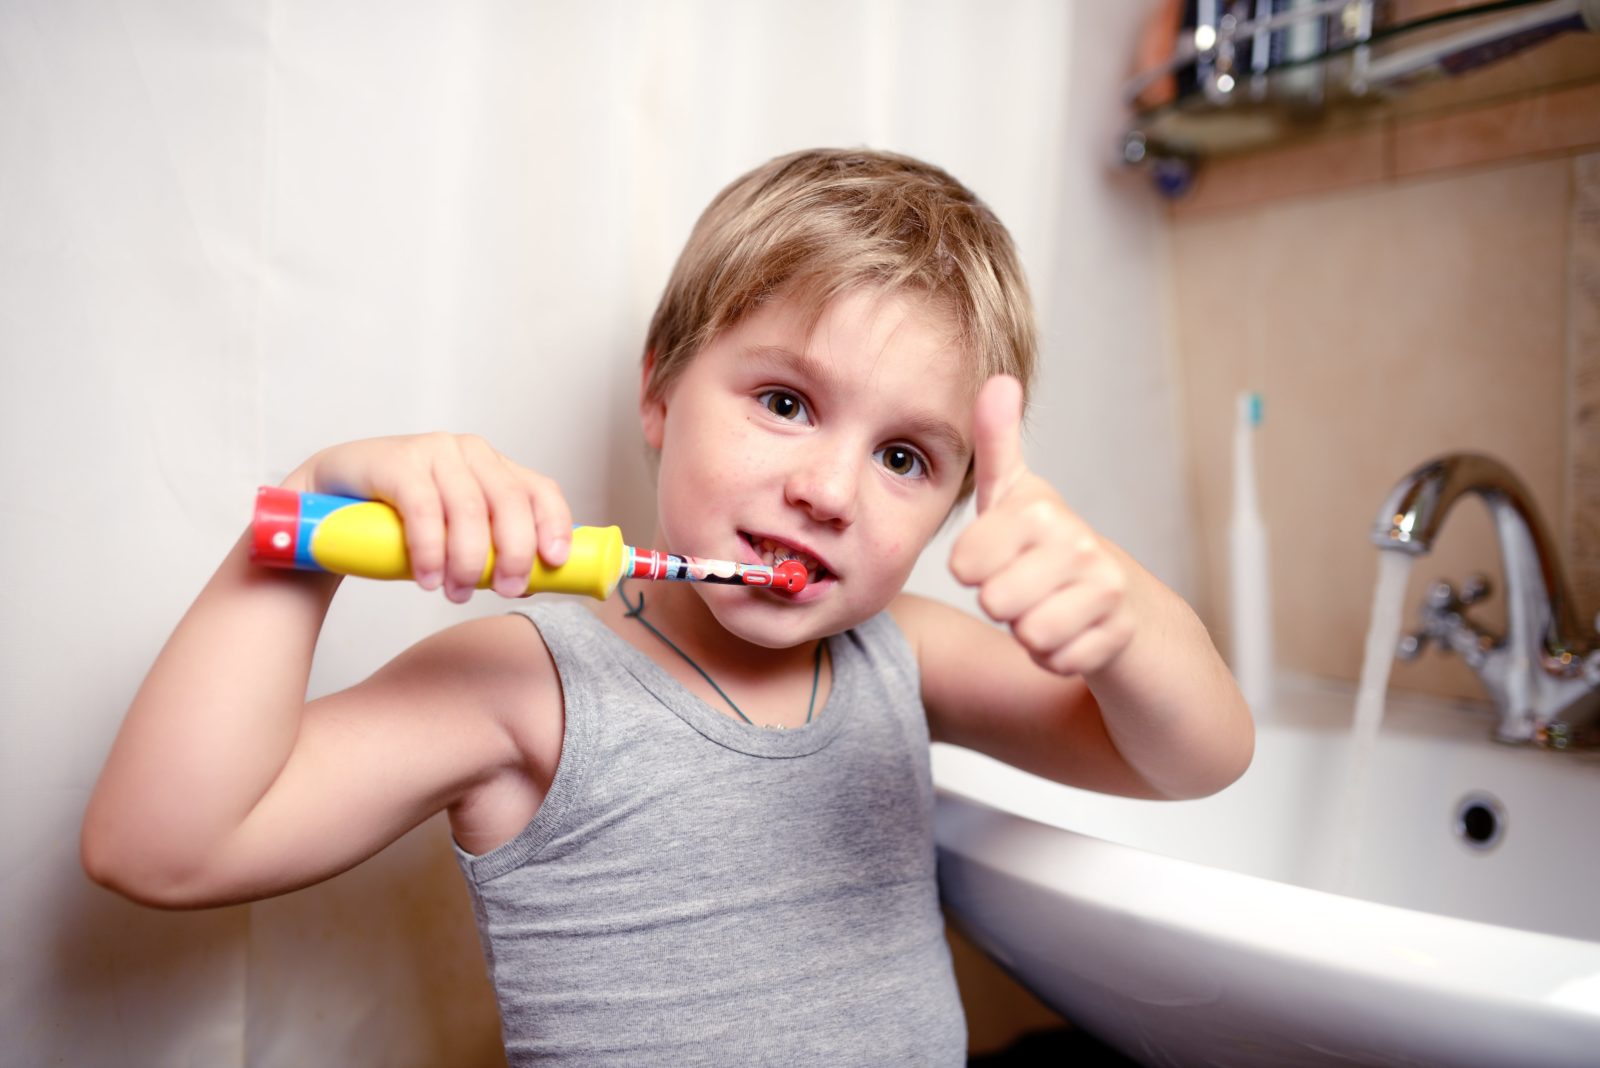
[1333,551,1416,891]
[1355,553,1415,744]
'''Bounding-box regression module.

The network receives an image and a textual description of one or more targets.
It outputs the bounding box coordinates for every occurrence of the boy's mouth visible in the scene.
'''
[740,532,832,587]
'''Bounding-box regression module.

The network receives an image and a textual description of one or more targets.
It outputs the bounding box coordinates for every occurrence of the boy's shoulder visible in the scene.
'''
[345,611,565,857]
[393,611,553,684]
[377,611,564,755]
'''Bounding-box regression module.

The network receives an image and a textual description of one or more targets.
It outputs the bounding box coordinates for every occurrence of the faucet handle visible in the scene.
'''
[1424,575,1492,613]
[1411,580,1495,670]
[1397,631,1429,662]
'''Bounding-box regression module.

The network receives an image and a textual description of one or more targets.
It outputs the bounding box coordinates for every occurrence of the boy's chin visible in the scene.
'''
[702,587,868,650]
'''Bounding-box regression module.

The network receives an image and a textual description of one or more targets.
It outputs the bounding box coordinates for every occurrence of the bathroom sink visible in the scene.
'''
[934,674,1600,1067]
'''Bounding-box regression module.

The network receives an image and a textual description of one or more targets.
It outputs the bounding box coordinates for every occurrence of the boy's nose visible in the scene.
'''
[784,443,858,526]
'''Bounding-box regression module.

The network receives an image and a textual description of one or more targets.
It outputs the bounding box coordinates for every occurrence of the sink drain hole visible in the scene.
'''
[1454,792,1505,851]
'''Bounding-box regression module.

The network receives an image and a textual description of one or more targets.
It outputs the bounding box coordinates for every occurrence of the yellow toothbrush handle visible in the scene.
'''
[251,487,627,600]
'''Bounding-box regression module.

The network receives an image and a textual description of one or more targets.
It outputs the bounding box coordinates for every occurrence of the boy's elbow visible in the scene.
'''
[80,823,165,907]
[80,818,222,911]
[1214,722,1256,794]
[1169,718,1255,801]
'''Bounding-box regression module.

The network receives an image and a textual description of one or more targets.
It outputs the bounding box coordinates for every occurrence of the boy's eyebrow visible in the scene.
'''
[748,344,846,395]
[747,344,972,460]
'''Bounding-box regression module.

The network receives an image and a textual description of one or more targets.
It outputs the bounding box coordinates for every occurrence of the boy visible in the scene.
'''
[83,149,1252,1064]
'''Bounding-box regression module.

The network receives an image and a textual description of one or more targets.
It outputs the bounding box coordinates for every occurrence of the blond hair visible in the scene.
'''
[643,149,1036,497]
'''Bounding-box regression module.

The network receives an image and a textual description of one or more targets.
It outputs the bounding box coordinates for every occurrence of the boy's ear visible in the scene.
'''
[639,350,666,450]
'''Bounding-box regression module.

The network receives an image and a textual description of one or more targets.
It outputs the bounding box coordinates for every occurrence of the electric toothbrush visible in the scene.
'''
[250,486,808,599]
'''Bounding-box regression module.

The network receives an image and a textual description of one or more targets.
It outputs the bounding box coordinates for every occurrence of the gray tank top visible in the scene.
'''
[453,601,964,1066]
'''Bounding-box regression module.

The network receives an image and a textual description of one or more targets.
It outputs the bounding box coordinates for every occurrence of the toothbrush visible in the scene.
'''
[250,486,808,599]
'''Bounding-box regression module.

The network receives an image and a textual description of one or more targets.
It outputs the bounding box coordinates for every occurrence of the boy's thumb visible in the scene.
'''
[972,375,1026,514]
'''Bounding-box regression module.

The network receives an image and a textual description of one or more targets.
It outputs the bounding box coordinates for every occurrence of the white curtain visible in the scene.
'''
[0,2,1181,1064]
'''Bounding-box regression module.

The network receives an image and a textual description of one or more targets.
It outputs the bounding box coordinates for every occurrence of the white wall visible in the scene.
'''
[0,2,1177,1063]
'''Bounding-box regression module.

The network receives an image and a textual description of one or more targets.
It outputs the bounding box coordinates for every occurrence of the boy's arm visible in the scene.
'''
[894,561,1247,799]
[896,377,1253,800]
[82,435,571,907]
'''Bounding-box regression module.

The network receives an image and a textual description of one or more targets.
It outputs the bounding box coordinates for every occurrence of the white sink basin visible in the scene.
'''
[934,674,1600,1067]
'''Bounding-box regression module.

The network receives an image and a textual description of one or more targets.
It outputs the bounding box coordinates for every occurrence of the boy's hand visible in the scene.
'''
[289,433,572,603]
[949,376,1135,677]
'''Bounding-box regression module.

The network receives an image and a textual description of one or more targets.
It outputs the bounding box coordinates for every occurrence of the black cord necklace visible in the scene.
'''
[619,582,823,729]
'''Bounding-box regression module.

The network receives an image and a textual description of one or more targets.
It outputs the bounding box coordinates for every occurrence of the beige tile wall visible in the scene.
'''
[1172,150,1594,700]
[1572,154,1600,627]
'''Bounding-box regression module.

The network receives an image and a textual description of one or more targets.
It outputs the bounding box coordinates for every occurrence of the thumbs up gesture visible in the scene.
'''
[949,375,1136,677]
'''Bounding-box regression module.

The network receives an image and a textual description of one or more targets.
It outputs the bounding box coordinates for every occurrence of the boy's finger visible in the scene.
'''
[526,472,573,569]
[386,480,446,591]
[972,375,1026,514]
[433,451,492,602]
[480,467,536,597]
[949,500,1030,587]
[363,447,446,591]
[974,542,1078,623]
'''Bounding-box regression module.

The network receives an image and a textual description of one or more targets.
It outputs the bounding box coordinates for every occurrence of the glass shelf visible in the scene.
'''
[1123,0,1600,166]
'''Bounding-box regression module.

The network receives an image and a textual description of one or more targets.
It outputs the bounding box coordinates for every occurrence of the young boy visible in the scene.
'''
[83,148,1252,1064]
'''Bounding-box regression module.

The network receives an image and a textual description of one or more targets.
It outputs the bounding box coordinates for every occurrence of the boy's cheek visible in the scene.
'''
[857,533,927,594]
[875,535,913,569]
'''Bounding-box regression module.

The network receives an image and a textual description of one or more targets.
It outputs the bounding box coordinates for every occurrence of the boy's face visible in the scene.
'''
[642,286,976,649]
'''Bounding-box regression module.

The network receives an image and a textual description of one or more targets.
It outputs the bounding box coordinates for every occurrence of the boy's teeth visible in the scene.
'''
[754,537,822,577]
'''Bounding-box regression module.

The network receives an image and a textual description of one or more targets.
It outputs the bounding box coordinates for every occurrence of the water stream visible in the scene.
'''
[1334,551,1415,891]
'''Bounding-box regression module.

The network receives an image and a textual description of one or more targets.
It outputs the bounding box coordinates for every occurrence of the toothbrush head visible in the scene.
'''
[773,559,808,593]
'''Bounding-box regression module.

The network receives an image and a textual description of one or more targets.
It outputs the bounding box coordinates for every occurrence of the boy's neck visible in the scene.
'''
[594,576,830,728]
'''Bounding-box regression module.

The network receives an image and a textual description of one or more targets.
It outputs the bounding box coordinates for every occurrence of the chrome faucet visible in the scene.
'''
[1371,452,1600,749]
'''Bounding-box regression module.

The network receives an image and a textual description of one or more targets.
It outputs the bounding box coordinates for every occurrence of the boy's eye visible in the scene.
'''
[875,444,928,479]
[758,390,810,423]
